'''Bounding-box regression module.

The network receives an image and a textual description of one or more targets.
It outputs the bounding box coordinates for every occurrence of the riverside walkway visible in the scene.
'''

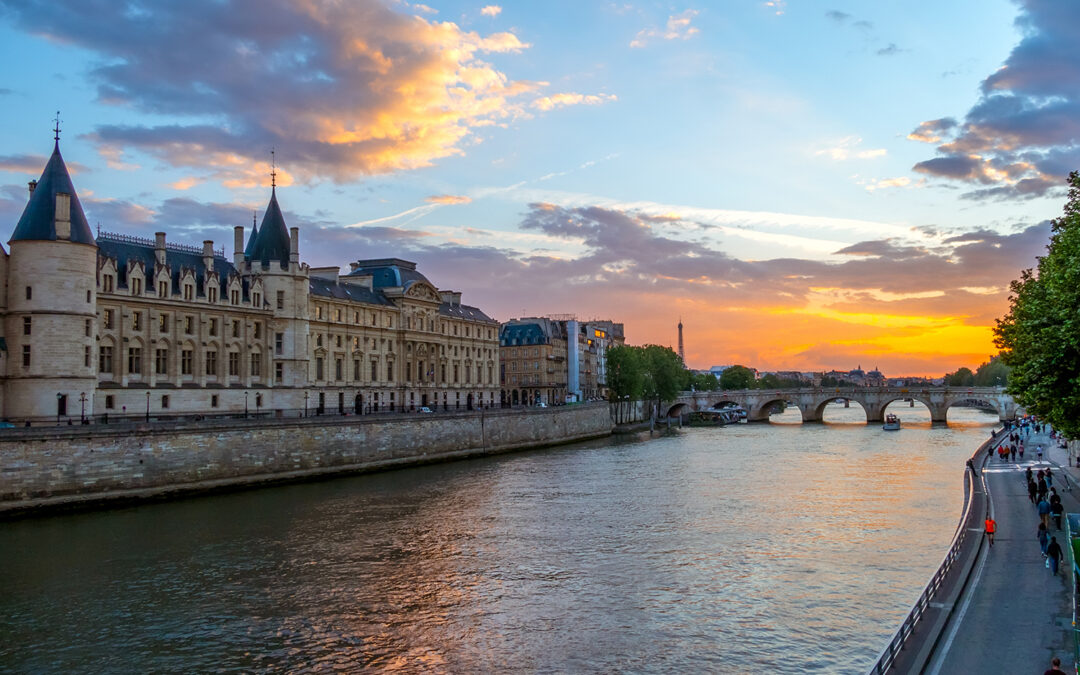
[919,429,1075,672]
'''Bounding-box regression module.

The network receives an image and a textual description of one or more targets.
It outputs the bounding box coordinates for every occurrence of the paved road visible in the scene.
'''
[927,430,1075,673]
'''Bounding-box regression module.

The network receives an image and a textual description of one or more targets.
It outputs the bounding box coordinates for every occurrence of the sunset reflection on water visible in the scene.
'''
[0,405,997,673]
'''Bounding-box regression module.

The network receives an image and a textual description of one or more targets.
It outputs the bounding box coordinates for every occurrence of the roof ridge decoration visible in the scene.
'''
[10,130,96,246]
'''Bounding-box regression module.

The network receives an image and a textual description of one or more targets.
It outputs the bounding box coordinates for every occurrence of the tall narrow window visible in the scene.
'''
[128,347,142,375]
[229,351,240,376]
[205,350,217,376]
[275,332,284,355]
[251,353,263,377]
[316,357,324,380]
[22,344,31,367]
[209,318,218,336]
[85,319,91,337]
[181,349,193,375]
[159,314,169,332]
[25,286,31,300]
[103,309,114,330]
[99,346,113,373]
[277,290,285,309]
[159,281,168,297]
[84,345,90,368]
[155,349,169,375]
[131,278,142,295]
[22,317,30,336]
[132,312,142,331]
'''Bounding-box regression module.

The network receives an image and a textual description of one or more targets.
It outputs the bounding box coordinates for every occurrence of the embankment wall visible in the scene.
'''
[0,403,612,515]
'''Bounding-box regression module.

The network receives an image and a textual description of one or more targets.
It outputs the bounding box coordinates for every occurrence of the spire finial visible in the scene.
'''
[53,111,61,142]
[252,210,256,227]
[270,147,276,188]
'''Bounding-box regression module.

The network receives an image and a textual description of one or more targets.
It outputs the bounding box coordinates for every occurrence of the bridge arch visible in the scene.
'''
[814,396,869,422]
[878,395,936,419]
[944,396,1002,420]
[751,397,804,423]
[665,402,692,419]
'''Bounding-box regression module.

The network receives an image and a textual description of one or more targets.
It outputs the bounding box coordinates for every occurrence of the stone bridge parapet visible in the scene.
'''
[664,387,1018,424]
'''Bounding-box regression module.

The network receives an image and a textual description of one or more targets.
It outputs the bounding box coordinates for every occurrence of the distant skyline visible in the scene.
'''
[0,0,1073,375]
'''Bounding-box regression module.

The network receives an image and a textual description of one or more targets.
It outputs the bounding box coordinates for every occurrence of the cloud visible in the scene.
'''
[480,5,501,17]
[533,92,617,111]
[910,0,1080,199]
[814,136,887,161]
[630,10,700,48]
[425,194,472,204]
[862,176,924,192]
[0,0,598,185]
[876,43,902,56]
[907,118,957,144]
[825,10,850,23]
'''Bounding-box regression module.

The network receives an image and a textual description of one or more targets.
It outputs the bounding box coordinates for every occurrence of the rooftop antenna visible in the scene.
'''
[53,110,61,142]
[270,147,276,188]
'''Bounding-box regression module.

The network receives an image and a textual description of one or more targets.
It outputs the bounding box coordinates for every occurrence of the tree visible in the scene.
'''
[719,365,756,390]
[974,356,1010,387]
[995,171,1080,438]
[606,345,645,423]
[642,344,684,407]
[688,371,719,392]
[943,367,975,387]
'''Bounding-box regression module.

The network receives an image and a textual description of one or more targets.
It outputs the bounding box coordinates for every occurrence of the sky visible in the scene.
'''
[0,0,1073,376]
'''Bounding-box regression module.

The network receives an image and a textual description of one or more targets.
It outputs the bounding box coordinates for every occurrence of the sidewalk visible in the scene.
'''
[926,430,1075,673]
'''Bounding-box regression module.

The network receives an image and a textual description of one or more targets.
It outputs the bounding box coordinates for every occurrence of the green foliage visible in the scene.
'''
[943,366,975,387]
[719,365,757,390]
[819,375,852,388]
[974,356,1010,387]
[994,171,1080,438]
[688,371,719,392]
[758,373,805,389]
[605,344,645,402]
[642,344,685,403]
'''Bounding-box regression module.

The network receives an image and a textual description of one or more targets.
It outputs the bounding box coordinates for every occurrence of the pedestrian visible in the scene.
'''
[1038,445,1044,462]
[1019,444,1025,460]
[1047,536,1063,575]
[1046,468,1054,490]
[1038,522,1050,556]
[1028,479,1039,504]
[1038,475,1049,501]
[1026,467,1034,484]
[1050,487,1061,507]
[985,517,996,547]
[1038,497,1052,529]
[1045,656,1068,675]
[1011,444,1017,461]
[1052,500,1064,530]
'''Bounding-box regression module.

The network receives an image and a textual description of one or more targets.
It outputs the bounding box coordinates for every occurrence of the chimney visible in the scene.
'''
[27,180,37,196]
[233,226,244,267]
[289,227,299,264]
[55,192,71,240]
[203,240,215,276]
[154,232,167,267]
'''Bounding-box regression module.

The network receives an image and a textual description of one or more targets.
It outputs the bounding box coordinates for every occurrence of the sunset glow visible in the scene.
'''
[0,0,1072,376]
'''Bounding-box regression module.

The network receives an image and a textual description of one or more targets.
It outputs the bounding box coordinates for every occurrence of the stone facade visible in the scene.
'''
[0,403,613,512]
[4,141,500,422]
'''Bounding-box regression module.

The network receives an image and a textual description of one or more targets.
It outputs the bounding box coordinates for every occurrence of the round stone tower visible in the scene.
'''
[5,139,98,422]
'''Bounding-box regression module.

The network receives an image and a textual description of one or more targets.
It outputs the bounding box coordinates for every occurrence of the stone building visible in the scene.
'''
[6,139,499,422]
[499,317,623,405]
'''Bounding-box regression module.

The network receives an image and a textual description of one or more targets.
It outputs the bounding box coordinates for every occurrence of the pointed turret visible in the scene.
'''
[10,141,95,245]
[249,188,290,266]
[244,211,258,259]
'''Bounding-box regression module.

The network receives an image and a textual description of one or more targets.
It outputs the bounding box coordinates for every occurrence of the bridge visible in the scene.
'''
[665,386,1018,423]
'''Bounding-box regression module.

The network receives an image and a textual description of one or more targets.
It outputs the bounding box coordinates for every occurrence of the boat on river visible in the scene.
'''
[883,414,901,431]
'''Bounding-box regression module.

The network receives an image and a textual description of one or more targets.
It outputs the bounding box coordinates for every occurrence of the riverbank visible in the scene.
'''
[0,403,612,518]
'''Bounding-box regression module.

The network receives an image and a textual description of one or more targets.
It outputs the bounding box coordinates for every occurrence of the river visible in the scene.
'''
[0,404,998,673]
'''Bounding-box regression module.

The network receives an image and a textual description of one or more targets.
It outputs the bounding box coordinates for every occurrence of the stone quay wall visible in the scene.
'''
[0,403,612,515]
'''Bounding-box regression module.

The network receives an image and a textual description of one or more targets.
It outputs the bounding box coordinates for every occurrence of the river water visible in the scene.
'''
[0,404,997,674]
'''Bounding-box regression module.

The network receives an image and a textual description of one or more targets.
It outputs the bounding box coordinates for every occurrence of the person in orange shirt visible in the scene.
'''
[985,517,996,547]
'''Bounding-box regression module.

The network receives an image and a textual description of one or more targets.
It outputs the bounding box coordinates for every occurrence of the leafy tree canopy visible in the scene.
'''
[719,365,757,390]
[995,171,1080,438]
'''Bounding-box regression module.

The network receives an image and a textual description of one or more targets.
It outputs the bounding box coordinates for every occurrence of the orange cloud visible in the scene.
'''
[425,194,472,204]
[481,5,501,17]
[533,92,617,111]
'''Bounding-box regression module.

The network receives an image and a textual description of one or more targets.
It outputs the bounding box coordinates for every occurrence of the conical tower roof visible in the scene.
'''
[243,215,258,258]
[248,187,290,266]
[11,141,95,245]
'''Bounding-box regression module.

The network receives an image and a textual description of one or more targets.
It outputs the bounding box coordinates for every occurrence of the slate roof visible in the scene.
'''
[500,322,549,346]
[11,142,95,245]
[97,236,242,298]
[247,188,291,266]
[441,303,495,323]
[345,258,431,289]
[309,277,395,306]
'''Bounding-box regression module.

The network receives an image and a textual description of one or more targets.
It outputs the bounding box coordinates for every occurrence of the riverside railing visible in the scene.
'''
[865,430,1000,675]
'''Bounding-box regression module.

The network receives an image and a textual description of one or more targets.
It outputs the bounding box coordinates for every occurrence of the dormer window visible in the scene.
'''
[131,278,142,295]
[208,287,218,303]
[158,281,168,297]
[230,290,239,305]
[102,276,113,293]
[253,292,261,307]
[183,284,193,301]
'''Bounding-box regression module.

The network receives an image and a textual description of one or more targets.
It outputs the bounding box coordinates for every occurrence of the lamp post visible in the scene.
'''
[256,394,261,417]
[145,390,150,422]
[56,392,62,425]
[79,392,87,424]
[245,391,249,418]
[304,391,308,418]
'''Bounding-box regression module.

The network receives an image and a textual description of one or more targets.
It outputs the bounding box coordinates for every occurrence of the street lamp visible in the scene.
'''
[145,390,150,422]
[56,392,62,425]
[79,392,87,424]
